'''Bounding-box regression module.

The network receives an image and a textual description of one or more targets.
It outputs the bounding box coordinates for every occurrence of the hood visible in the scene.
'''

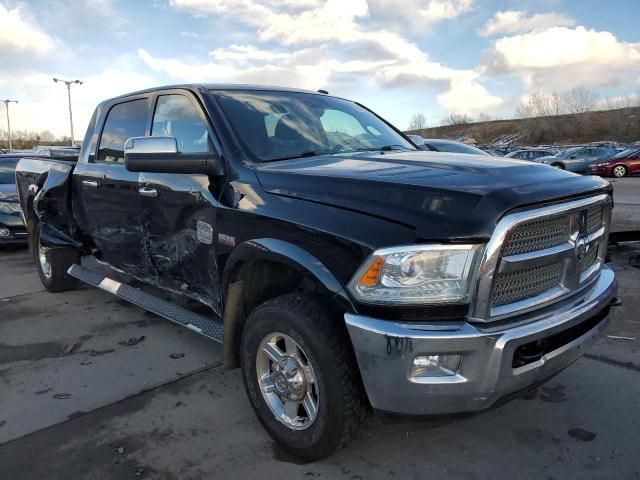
[256,151,611,240]
[0,183,19,202]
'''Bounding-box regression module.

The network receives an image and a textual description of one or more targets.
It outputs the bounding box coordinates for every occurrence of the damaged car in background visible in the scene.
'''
[16,84,619,460]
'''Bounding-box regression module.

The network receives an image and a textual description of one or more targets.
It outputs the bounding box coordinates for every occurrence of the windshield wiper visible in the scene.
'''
[353,144,414,152]
[264,150,336,162]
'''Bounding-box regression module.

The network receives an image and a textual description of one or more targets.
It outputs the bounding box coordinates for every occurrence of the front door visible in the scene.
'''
[138,92,223,314]
[74,97,149,276]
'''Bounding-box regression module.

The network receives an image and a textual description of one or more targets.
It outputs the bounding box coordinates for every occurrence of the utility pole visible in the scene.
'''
[53,78,83,146]
[2,99,18,150]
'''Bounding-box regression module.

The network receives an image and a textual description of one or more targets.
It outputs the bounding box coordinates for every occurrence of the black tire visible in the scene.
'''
[240,293,369,461]
[612,165,627,178]
[33,223,80,293]
[551,162,565,170]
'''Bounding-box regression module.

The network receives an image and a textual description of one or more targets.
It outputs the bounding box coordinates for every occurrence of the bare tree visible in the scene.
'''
[517,92,555,118]
[550,92,564,116]
[408,113,428,130]
[476,113,493,122]
[562,86,600,114]
[440,113,473,126]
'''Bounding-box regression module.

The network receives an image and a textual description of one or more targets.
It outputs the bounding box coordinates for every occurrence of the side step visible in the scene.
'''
[68,264,223,343]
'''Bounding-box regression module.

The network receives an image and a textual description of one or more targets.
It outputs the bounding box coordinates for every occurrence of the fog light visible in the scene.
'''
[411,354,462,377]
[0,227,10,238]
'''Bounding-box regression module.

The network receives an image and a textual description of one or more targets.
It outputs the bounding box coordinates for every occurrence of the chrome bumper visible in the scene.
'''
[345,267,617,415]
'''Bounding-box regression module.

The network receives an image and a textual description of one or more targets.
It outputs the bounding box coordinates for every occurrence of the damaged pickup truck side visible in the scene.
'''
[16,85,618,460]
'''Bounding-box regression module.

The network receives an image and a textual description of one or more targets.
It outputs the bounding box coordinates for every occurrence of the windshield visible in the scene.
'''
[614,148,638,159]
[556,147,581,159]
[211,90,414,162]
[0,158,19,184]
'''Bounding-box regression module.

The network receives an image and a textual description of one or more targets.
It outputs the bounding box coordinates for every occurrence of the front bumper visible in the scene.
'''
[587,166,610,176]
[0,216,27,245]
[345,267,617,415]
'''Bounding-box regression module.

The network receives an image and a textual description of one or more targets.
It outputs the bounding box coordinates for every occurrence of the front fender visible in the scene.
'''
[222,238,353,309]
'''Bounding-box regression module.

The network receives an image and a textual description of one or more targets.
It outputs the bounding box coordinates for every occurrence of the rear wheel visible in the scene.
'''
[612,165,627,178]
[33,223,80,292]
[240,293,369,461]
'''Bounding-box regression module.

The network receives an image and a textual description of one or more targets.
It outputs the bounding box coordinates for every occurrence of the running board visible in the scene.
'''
[67,264,223,343]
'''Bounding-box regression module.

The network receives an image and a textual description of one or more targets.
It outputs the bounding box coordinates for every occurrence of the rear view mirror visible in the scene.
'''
[124,136,223,175]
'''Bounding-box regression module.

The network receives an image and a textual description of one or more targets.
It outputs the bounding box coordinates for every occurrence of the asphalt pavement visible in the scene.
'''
[0,180,639,479]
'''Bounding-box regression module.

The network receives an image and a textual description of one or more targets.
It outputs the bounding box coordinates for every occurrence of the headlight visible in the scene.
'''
[347,244,482,305]
[0,202,22,214]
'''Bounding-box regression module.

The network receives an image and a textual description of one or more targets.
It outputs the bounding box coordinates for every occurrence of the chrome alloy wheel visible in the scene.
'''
[38,245,52,279]
[613,165,626,177]
[256,332,319,430]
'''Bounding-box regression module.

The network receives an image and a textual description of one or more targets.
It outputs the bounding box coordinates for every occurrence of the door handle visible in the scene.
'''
[82,179,98,188]
[139,186,158,197]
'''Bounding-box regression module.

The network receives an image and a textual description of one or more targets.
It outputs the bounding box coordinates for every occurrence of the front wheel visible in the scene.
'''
[33,223,80,292]
[612,165,627,178]
[240,293,369,461]
[551,162,565,170]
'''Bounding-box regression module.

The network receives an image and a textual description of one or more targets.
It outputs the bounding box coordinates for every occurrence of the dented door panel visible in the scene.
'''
[138,171,222,315]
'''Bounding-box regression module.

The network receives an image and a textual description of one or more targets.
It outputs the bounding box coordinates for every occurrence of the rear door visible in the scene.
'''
[138,91,223,314]
[74,97,150,275]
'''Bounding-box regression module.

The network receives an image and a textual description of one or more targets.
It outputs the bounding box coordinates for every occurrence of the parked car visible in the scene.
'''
[17,84,617,460]
[33,146,81,157]
[588,148,640,177]
[407,135,490,156]
[536,146,617,173]
[505,148,558,161]
[0,156,27,245]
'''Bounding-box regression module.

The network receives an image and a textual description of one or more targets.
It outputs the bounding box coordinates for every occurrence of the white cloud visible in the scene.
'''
[0,68,155,137]
[438,77,503,114]
[418,0,474,23]
[480,10,576,37]
[482,26,640,95]
[168,0,500,115]
[0,3,56,54]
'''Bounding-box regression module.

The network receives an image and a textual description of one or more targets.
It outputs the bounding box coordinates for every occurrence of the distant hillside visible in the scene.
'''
[406,107,640,146]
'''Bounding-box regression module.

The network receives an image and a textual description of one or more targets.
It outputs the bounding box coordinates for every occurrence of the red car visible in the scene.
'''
[588,148,640,177]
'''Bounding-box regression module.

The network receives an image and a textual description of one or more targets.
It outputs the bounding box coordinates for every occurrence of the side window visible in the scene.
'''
[152,95,211,153]
[98,99,148,163]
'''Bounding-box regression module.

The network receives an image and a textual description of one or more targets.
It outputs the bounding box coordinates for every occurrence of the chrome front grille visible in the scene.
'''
[586,206,603,234]
[579,245,599,272]
[491,262,564,306]
[471,194,612,322]
[502,216,570,256]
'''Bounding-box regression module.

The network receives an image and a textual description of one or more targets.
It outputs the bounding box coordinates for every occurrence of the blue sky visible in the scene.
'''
[1,0,638,138]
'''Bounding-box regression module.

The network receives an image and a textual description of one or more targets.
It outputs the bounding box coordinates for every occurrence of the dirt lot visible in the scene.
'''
[0,179,639,480]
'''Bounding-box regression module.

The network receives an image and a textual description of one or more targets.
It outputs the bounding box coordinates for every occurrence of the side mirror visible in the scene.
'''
[406,134,426,146]
[124,136,223,176]
[570,155,577,159]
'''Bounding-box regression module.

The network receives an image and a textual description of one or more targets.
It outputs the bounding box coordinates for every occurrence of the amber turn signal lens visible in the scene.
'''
[358,256,382,286]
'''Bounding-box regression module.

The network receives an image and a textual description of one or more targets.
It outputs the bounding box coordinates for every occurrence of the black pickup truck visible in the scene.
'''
[16,85,618,460]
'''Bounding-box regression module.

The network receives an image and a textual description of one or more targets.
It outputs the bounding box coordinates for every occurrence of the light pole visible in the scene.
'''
[2,99,18,151]
[53,78,82,146]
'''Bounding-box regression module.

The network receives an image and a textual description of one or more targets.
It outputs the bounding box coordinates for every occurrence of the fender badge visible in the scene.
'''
[218,233,235,247]
[196,221,213,245]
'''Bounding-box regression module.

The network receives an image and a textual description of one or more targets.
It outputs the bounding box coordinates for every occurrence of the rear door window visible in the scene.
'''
[97,99,148,163]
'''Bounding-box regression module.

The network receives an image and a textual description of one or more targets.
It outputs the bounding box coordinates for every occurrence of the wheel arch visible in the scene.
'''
[221,238,355,369]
